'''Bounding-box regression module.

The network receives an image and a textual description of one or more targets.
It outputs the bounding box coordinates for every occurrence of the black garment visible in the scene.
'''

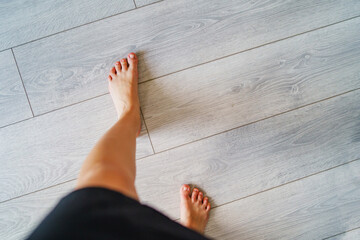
[26,187,210,240]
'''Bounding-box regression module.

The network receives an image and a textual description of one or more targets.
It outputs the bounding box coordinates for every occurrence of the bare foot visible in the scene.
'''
[180,184,211,234]
[108,53,141,135]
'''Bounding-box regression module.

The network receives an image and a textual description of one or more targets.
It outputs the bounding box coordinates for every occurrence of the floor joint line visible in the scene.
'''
[0,178,77,204]
[322,226,360,240]
[3,157,360,221]
[140,87,360,157]
[213,158,360,209]
[11,48,35,117]
[140,14,360,85]
[0,117,34,129]
[0,0,163,53]
[140,108,156,154]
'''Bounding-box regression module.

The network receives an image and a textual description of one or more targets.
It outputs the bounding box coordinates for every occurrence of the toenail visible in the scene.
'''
[129,54,135,59]
[116,62,119,64]
[183,186,188,191]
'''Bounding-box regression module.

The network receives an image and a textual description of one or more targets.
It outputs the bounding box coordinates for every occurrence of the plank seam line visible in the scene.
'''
[0,5,358,55]
[1,87,359,178]
[133,0,137,8]
[0,178,76,204]
[10,48,35,117]
[212,158,360,210]
[3,13,359,121]
[172,157,360,222]
[0,116,33,129]
[2,156,359,223]
[0,0,164,53]
[322,226,360,240]
[148,87,360,154]
[140,14,360,84]
[1,85,360,158]
[140,108,156,154]
[0,92,110,129]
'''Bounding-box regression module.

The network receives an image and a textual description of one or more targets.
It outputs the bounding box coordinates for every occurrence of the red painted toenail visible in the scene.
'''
[116,62,120,65]
[129,54,135,59]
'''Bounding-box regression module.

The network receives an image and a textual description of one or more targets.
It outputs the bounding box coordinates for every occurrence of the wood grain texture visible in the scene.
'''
[0,50,32,127]
[0,182,75,240]
[206,160,360,240]
[140,17,360,151]
[0,0,135,50]
[327,228,360,240]
[0,94,153,202]
[1,90,359,239]
[13,0,360,115]
[135,0,161,7]
[136,90,360,219]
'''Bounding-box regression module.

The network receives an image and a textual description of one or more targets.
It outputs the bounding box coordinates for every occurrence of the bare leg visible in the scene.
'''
[76,53,140,200]
[76,53,212,233]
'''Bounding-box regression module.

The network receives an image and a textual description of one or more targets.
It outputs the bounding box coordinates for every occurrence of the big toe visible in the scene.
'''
[127,52,138,69]
[180,184,191,200]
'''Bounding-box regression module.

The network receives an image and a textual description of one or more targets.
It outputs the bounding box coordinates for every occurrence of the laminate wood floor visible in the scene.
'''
[0,0,359,239]
[12,0,360,115]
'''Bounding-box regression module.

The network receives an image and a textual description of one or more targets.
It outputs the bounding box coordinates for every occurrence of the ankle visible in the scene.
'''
[117,107,141,131]
[118,102,139,116]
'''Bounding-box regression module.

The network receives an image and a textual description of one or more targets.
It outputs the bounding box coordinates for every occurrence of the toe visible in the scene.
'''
[180,184,191,199]
[191,188,199,202]
[115,61,121,72]
[127,52,138,69]
[203,197,208,207]
[198,192,203,202]
[121,58,128,70]
[205,203,211,212]
[108,75,112,81]
[110,67,116,78]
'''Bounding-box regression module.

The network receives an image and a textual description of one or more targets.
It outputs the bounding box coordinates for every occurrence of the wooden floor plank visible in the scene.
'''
[206,160,360,240]
[135,0,161,7]
[327,228,360,240]
[1,90,359,239]
[140,17,360,151]
[0,50,32,127]
[0,94,153,202]
[13,0,360,115]
[0,0,135,50]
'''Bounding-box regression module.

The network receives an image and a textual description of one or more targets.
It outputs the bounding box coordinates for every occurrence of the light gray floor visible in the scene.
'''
[0,0,359,239]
